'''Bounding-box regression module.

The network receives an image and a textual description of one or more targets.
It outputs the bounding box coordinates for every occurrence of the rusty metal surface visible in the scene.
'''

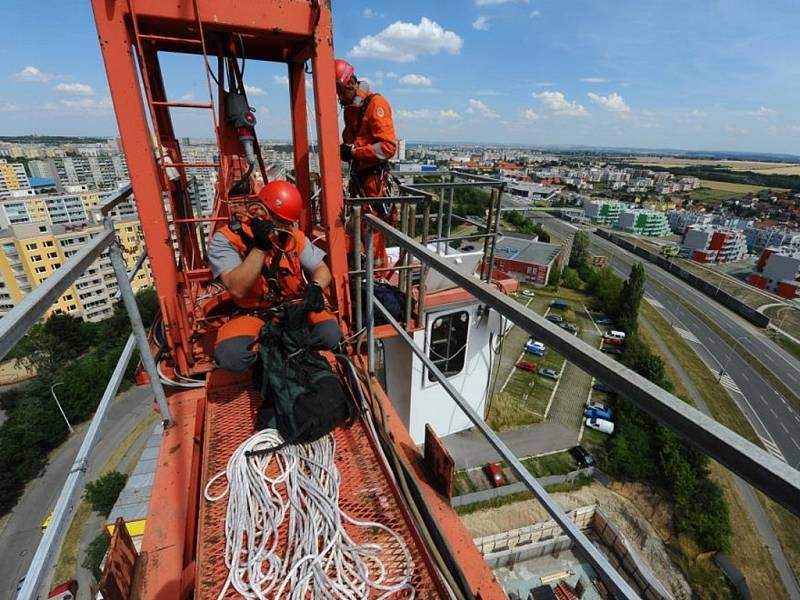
[99,518,138,600]
[195,373,442,598]
[424,424,455,500]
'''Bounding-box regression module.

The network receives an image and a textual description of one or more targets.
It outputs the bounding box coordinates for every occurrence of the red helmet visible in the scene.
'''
[257,180,302,223]
[334,59,355,86]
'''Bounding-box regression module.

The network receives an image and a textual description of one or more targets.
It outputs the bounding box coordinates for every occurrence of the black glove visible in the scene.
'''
[304,282,325,313]
[248,217,275,252]
[340,143,354,162]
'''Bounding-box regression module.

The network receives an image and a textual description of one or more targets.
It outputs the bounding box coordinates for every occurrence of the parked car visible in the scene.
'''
[586,398,608,412]
[41,510,53,534]
[594,317,613,325]
[545,314,564,324]
[585,417,615,434]
[48,580,78,600]
[606,329,626,340]
[603,335,625,347]
[521,290,536,298]
[559,322,578,333]
[516,360,537,373]
[550,299,569,310]
[484,462,507,487]
[570,445,595,468]
[584,406,613,421]
[592,381,614,394]
[526,340,546,356]
[601,346,623,355]
[539,368,560,380]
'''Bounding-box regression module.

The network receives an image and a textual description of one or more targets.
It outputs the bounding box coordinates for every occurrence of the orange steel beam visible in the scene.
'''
[359,359,507,599]
[309,6,351,328]
[288,60,312,235]
[90,0,191,373]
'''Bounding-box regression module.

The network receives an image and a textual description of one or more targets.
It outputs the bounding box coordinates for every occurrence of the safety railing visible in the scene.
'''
[347,168,506,334]
[10,185,171,600]
[362,212,800,599]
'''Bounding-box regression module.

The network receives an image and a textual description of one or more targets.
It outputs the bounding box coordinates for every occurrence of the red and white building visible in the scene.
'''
[680,226,747,263]
[748,247,800,299]
[491,233,561,285]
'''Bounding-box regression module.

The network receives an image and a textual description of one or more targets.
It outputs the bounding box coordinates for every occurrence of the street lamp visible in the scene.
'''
[50,382,75,434]
[718,335,750,382]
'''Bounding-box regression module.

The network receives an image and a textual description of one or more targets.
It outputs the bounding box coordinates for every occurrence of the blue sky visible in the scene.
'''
[1,0,799,154]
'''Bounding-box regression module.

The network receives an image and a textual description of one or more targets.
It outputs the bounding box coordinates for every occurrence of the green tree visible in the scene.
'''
[617,263,646,334]
[82,531,111,580]
[561,267,582,289]
[569,230,590,269]
[548,265,562,289]
[84,471,128,517]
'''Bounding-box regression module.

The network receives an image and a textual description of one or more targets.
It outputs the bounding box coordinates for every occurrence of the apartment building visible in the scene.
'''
[492,233,561,285]
[749,248,800,299]
[680,226,747,263]
[744,226,800,253]
[584,199,623,225]
[0,159,31,197]
[34,155,129,191]
[0,189,102,228]
[0,216,151,322]
[615,209,670,237]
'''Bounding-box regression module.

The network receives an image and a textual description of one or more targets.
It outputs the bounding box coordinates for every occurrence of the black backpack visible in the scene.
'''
[248,303,354,456]
[360,279,407,326]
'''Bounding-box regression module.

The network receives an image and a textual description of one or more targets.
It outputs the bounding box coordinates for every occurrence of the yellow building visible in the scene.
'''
[0,159,31,195]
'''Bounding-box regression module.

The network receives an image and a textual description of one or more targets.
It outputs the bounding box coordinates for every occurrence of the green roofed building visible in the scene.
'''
[583,200,623,225]
[615,209,670,237]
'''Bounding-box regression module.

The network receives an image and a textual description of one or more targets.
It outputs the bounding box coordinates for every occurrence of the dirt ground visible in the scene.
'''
[461,481,692,599]
[0,359,35,385]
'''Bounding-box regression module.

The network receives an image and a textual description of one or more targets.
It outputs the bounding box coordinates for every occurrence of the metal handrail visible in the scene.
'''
[99,183,134,216]
[363,214,800,516]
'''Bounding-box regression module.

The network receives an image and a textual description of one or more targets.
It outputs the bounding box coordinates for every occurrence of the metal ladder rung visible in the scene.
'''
[137,33,203,46]
[162,162,220,169]
[151,101,214,109]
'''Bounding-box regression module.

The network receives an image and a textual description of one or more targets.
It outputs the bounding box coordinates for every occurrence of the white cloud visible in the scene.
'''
[13,66,58,83]
[580,77,609,83]
[587,91,630,113]
[472,16,490,31]
[748,106,776,117]
[362,8,381,18]
[54,82,95,96]
[522,109,540,121]
[180,93,194,101]
[534,81,556,87]
[397,108,461,121]
[349,17,463,63]
[529,9,541,17]
[475,0,529,5]
[257,105,270,115]
[244,84,266,96]
[386,72,398,78]
[54,96,113,113]
[690,108,707,118]
[0,103,20,112]
[273,75,290,85]
[533,91,588,116]
[466,98,500,119]
[398,73,433,87]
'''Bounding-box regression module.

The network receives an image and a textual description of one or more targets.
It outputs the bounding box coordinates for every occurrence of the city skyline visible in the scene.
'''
[1,1,800,154]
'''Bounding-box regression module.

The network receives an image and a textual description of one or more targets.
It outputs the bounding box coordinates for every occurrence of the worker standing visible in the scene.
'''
[335,58,397,272]
[208,180,341,372]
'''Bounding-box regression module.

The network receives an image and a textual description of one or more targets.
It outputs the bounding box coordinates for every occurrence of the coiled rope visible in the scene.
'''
[204,429,416,599]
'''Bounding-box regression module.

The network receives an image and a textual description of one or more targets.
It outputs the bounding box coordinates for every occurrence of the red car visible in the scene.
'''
[603,336,625,347]
[485,463,507,487]
[516,360,537,373]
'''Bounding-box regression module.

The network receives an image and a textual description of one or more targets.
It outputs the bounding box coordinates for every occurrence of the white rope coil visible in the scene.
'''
[204,429,416,599]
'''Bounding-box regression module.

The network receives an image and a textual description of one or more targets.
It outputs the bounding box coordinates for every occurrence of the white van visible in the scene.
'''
[605,330,626,340]
[585,417,614,434]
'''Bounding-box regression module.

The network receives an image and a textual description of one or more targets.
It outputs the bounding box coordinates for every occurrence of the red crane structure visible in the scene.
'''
[89,1,505,597]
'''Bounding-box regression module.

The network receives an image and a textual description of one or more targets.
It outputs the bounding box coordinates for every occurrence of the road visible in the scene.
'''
[0,385,155,599]
[533,214,800,469]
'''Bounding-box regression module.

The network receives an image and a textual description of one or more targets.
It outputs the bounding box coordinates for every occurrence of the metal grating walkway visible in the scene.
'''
[195,373,442,598]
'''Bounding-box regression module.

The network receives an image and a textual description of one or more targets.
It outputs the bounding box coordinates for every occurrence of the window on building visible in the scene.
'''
[25,243,38,251]
[31,254,42,262]
[38,226,47,233]
[34,266,47,273]
[53,263,61,269]
[47,252,58,259]
[427,311,469,382]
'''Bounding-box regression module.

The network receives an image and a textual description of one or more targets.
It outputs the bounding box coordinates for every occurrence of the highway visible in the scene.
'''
[531,213,800,469]
[0,385,155,599]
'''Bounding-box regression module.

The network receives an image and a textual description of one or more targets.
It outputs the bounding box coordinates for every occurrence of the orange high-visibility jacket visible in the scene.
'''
[343,89,397,171]
[218,216,306,309]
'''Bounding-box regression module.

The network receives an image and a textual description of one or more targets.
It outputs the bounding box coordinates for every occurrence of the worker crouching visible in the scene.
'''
[209,180,341,372]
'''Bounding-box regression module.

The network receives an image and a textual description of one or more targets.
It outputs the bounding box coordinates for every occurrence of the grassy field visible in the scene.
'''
[640,303,796,598]
[698,179,787,193]
[631,157,800,176]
